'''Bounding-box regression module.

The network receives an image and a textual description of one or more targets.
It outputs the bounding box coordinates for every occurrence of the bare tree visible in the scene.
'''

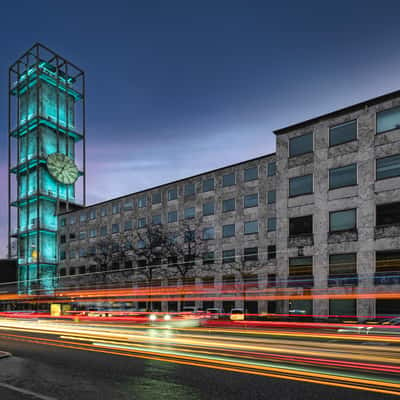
[131,224,171,310]
[164,220,209,311]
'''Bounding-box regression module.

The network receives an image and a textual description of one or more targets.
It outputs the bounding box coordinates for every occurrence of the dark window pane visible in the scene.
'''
[223,224,235,238]
[168,210,178,223]
[244,193,258,208]
[244,166,258,181]
[223,249,235,263]
[377,106,400,134]
[184,207,195,219]
[329,253,356,274]
[203,252,215,264]
[377,202,400,226]
[289,256,313,275]
[202,178,214,192]
[267,190,276,204]
[330,209,356,232]
[267,161,276,176]
[376,250,400,272]
[244,247,258,261]
[152,214,161,225]
[376,154,400,180]
[223,198,235,212]
[152,192,161,204]
[168,188,177,201]
[222,173,235,187]
[289,133,313,157]
[267,217,276,232]
[289,174,313,197]
[329,120,357,146]
[184,183,195,196]
[329,164,357,189]
[203,227,215,240]
[244,220,258,234]
[289,215,312,236]
[267,245,276,260]
[203,201,215,216]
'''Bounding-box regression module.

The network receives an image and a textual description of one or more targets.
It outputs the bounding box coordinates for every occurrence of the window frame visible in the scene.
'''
[244,166,258,182]
[222,172,236,187]
[329,208,357,233]
[376,153,400,181]
[289,132,313,158]
[329,163,358,190]
[244,193,259,208]
[329,119,357,147]
[223,198,236,212]
[289,174,313,197]
[222,223,235,238]
[376,105,400,135]
[244,220,259,235]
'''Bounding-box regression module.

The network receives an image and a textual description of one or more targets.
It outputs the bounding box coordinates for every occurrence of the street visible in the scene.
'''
[0,319,398,399]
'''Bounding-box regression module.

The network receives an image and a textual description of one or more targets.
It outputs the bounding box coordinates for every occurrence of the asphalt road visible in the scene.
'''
[0,326,398,400]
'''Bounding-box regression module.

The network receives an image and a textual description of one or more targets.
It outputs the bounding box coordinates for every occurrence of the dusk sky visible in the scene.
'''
[1,0,400,256]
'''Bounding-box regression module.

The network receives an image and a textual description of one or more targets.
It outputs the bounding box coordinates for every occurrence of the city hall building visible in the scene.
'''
[8,44,400,318]
[57,89,400,318]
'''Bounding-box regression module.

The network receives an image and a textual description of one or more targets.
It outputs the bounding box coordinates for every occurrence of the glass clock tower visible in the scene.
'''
[8,43,86,294]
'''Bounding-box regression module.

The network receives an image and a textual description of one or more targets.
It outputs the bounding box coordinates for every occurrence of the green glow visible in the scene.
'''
[14,62,80,294]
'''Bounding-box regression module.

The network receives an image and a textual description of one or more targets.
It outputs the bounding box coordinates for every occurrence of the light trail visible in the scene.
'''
[0,319,399,396]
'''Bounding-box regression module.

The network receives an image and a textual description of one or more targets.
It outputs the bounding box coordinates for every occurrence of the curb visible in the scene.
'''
[0,352,11,359]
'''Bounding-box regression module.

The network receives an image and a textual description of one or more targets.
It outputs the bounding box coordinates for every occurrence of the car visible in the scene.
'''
[230,308,245,321]
[148,312,207,328]
[338,317,400,335]
[206,308,223,319]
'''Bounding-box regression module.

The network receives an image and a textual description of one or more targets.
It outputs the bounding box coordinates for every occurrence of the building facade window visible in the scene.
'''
[329,164,357,189]
[267,161,276,176]
[329,120,357,146]
[152,214,162,225]
[289,174,313,197]
[289,257,313,280]
[267,217,276,232]
[223,198,235,212]
[184,183,195,196]
[330,209,356,232]
[78,231,85,240]
[222,172,235,187]
[69,216,76,225]
[100,226,107,236]
[203,251,215,264]
[184,207,195,219]
[376,106,400,134]
[244,220,258,235]
[203,201,215,216]
[376,202,400,226]
[80,213,87,223]
[89,228,96,238]
[112,203,120,214]
[112,223,120,234]
[60,217,66,227]
[124,220,133,231]
[289,215,313,236]
[267,190,276,204]
[138,196,147,208]
[137,217,146,228]
[184,230,195,243]
[376,154,400,180]
[79,248,87,258]
[244,193,258,208]
[267,245,276,260]
[60,251,66,261]
[168,210,178,223]
[137,240,145,249]
[244,166,258,182]
[223,249,235,263]
[123,199,134,210]
[289,132,313,157]
[100,207,108,217]
[202,177,214,192]
[152,192,161,204]
[88,210,96,220]
[203,227,215,240]
[244,247,258,261]
[329,253,357,286]
[222,224,235,238]
[168,188,178,201]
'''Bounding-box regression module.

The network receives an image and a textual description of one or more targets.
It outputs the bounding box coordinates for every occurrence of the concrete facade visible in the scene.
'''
[58,90,400,318]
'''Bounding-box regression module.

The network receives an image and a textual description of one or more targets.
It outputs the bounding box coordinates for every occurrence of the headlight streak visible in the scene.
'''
[0,320,400,396]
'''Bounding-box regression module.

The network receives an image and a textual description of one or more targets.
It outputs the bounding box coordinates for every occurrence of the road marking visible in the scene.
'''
[0,382,58,400]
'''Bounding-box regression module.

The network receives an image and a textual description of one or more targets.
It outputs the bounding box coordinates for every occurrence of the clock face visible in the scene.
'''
[47,153,79,184]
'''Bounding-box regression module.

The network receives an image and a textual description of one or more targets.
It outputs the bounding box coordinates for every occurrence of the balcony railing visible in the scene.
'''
[374,272,400,285]
[328,274,358,287]
[287,276,314,288]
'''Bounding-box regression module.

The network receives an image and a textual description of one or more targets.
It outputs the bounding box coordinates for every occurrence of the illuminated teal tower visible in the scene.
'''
[8,43,86,294]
